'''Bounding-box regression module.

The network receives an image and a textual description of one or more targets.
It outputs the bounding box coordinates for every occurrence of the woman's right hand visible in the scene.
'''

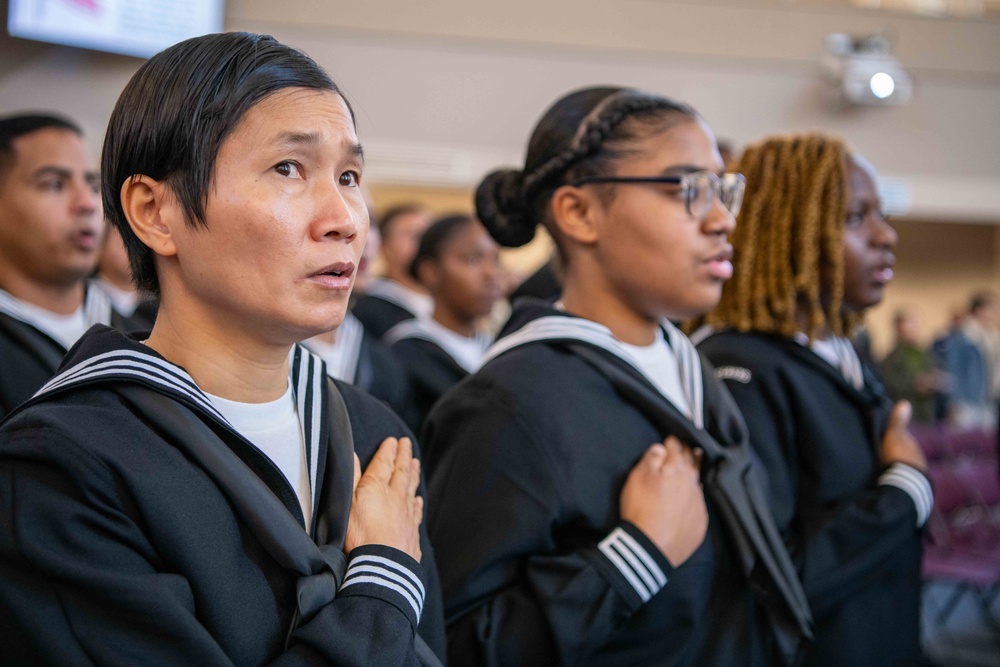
[619,437,708,567]
[880,400,928,473]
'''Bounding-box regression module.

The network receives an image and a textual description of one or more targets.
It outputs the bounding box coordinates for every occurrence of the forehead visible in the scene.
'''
[620,117,722,171]
[10,128,90,171]
[227,87,358,148]
[847,155,878,199]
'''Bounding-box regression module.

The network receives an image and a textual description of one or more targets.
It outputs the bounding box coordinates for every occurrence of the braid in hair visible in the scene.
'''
[476,88,695,249]
[705,133,852,341]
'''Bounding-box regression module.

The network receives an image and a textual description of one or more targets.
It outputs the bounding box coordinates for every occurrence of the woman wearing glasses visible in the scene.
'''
[698,133,930,667]
[422,87,812,667]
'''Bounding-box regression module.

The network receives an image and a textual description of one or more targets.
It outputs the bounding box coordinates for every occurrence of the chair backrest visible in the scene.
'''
[930,465,972,515]
[955,460,1000,507]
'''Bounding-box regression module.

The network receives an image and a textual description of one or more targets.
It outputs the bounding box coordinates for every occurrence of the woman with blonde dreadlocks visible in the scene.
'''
[697,133,931,667]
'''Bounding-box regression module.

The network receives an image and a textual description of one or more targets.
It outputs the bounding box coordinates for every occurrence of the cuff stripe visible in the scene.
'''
[617,528,668,587]
[345,564,423,604]
[879,463,934,527]
[348,554,426,597]
[598,527,668,603]
[340,575,421,618]
[340,554,426,620]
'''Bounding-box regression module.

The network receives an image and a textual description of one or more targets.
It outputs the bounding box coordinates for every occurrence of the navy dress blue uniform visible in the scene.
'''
[422,300,811,667]
[0,326,447,666]
[699,330,929,667]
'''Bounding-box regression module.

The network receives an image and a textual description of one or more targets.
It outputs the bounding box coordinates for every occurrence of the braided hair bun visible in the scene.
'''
[475,168,537,248]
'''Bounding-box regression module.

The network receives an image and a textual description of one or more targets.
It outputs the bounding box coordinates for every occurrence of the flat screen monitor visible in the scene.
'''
[8,0,225,58]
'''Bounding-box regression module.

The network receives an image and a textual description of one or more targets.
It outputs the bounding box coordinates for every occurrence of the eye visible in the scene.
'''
[845,210,865,227]
[274,161,302,178]
[41,179,65,193]
[339,170,360,187]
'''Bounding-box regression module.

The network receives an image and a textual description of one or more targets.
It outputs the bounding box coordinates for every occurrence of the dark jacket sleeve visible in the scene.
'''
[338,381,447,663]
[423,380,672,667]
[0,425,428,667]
[718,364,923,620]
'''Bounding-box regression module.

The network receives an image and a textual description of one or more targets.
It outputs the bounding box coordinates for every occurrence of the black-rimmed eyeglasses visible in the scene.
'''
[570,171,746,221]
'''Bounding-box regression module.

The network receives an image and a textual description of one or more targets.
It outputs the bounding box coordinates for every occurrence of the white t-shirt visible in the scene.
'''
[10,298,90,351]
[205,382,312,527]
[418,317,491,374]
[619,328,692,419]
[93,278,141,316]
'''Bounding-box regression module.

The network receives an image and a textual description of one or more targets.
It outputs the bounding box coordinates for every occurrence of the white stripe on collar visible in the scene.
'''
[482,315,704,429]
[0,281,114,340]
[305,312,365,383]
[35,342,329,521]
[364,279,433,318]
[795,333,865,390]
[385,317,491,374]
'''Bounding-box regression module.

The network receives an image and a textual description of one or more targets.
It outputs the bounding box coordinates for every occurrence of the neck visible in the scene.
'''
[97,269,135,293]
[146,298,291,403]
[0,269,86,315]
[385,269,426,295]
[432,304,476,338]
[561,265,658,345]
[311,329,337,345]
[795,303,832,341]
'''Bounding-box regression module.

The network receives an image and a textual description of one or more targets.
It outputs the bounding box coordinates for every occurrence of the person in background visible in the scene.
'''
[387,214,502,434]
[94,222,157,328]
[353,204,434,337]
[933,301,991,428]
[305,307,417,427]
[0,32,445,665]
[881,307,942,423]
[0,113,132,418]
[962,291,1000,424]
[423,86,811,667]
[351,185,381,298]
[699,133,930,667]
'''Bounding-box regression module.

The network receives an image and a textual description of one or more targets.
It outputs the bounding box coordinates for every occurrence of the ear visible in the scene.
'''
[416,260,441,292]
[550,184,601,247]
[119,175,182,258]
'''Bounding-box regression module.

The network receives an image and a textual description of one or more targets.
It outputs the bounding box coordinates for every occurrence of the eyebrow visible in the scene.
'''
[31,166,73,180]
[272,132,365,163]
[661,164,716,176]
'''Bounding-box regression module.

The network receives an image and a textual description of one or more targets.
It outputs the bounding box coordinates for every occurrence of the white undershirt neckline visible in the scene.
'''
[417,317,491,373]
[7,297,89,351]
[205,382,312,527]
[617,327,692,419]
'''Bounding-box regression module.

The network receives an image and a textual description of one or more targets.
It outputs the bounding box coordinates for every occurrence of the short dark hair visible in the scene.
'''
[409,213,476,282]
[0,113,82,183]
[475,87,697,249]
[378,204,429,241]
[102,32,349,294]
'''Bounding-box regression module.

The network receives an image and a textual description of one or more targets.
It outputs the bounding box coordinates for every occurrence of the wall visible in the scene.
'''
[867,219,1000,357]
[1,0,997,344]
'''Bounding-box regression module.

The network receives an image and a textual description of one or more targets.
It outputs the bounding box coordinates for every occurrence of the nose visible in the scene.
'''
[703,196,736,238]
[870,214,898,250]
[72,179,99,216]
[312,179,363,242]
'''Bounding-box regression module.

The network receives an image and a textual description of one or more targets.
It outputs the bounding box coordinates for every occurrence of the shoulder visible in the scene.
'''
[1,389,147,484]
[698,330,794,382]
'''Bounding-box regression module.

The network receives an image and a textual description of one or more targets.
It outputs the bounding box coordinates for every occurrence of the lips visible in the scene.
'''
[872,255,895,285]
[704,245,734,281]
[70,228,99,251]
[307,261,355,290]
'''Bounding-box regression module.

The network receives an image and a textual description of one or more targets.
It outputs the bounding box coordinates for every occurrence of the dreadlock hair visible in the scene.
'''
[475,87,698,253]
[705,132,856,340]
